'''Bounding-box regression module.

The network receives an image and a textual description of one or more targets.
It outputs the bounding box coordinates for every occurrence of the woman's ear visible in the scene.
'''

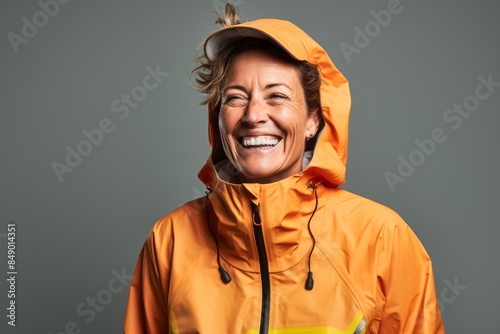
[305,109,320,138]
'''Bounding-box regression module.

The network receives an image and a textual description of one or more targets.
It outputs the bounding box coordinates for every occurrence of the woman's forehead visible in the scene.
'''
[224,49,301,85]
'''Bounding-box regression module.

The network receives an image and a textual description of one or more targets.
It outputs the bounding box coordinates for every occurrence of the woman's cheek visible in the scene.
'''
[218,112,238,161]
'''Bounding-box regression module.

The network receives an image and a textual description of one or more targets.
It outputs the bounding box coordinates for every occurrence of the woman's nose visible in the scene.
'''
[243,98,268,125]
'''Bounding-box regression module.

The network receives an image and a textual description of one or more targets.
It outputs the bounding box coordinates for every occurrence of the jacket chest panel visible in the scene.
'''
[168,259,368,333]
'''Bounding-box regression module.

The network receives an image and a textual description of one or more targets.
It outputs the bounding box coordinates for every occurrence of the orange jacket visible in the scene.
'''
[124,19,444,334]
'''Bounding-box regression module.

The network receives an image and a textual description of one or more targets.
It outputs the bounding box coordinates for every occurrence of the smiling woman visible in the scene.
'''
[217,49,320,183]
[124,4,445,334]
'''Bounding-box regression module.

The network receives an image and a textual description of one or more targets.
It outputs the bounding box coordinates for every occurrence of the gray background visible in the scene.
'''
[1,0,499,333]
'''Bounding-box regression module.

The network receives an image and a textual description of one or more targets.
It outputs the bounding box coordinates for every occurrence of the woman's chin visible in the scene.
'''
[236,163,297,184]
[234,163,274,183]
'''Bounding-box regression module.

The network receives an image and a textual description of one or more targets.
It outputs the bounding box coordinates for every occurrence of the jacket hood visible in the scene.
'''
[198,18,351,188]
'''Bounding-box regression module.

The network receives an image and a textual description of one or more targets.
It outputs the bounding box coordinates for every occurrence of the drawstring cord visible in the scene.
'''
[205,189,232,284]
[305,183,318,290]
[204,183,318,289]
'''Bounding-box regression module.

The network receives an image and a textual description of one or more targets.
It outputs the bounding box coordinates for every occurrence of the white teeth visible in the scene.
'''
[242,137,279,147]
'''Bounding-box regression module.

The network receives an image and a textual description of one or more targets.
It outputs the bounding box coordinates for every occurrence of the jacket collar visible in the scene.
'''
[205,161,321,273]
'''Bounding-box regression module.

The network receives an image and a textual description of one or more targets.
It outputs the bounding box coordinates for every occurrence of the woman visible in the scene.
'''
[124,4,444,333]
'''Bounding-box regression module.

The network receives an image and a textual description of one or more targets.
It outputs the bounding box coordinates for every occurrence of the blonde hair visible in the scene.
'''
[193,4,241,108]
[214,3,241,27]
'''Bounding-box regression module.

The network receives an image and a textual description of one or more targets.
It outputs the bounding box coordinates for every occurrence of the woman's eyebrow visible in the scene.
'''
[222,85,247,94]
[222,83,292,94]
[265,83,292,91]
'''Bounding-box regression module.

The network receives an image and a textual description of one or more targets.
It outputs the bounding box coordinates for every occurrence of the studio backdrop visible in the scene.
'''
[1,1,499,333]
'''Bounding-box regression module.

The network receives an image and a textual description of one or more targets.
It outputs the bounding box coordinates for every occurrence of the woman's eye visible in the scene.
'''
[270,93,288,100]
[267,93,289,104]
[224,95,236,101]
[222,95,246,106]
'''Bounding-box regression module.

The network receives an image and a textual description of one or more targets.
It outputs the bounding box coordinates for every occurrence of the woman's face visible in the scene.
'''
[219,49,319,183]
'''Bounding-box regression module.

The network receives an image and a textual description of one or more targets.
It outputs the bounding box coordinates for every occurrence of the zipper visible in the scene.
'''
[251,202,270,334]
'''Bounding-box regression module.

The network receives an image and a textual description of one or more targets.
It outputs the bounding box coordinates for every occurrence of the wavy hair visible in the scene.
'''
[193,4,322,117]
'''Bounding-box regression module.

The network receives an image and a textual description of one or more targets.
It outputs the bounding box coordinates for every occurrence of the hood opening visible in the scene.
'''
[197,18,351,188]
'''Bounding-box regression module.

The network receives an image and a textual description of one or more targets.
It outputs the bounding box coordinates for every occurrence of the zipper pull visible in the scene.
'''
[251,203,262,226]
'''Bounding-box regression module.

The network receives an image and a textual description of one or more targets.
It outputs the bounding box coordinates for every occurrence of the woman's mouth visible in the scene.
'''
[240,136,281,149]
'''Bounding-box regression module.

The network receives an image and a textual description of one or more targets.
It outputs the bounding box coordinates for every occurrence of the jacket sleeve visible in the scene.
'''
[124,227,170,334]
[378,217,445,333]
